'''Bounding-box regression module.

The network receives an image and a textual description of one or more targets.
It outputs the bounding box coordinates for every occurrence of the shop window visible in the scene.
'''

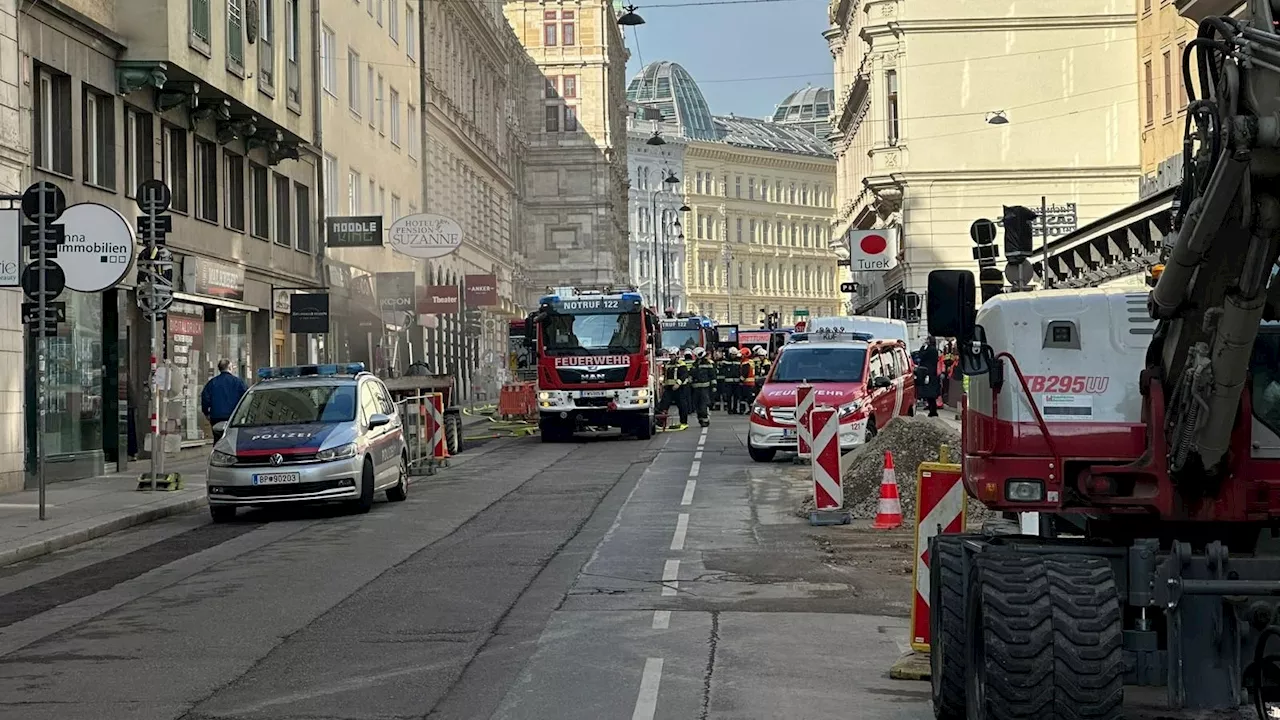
[195,138,218,222]
[274,173,291,247]
[295,182,312,252]
[83,87,116,190]
[250,162,269,239]
[167,307,208,444]
[162,125,189,213]
[125,107,154,197]
[224,151,246,232]
[34,66,71,176]
[42,292,104,455]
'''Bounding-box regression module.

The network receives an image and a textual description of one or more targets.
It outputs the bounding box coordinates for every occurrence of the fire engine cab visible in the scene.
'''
[747,328,916,461]
[525,286,661,442]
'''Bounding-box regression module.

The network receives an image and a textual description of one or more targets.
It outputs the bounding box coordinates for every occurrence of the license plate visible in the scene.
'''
[579,390,612,397]
[781,428,796,439]
[252,472,301,485]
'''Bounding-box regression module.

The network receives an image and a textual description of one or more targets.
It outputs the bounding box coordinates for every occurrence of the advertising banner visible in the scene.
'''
[325,216,383,248]
[375,271,416,316]
[289,293,330,334]
[464,274,498,308]
[417,284,460,314]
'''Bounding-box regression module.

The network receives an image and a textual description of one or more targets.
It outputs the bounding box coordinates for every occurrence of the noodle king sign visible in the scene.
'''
[388,213,463,259]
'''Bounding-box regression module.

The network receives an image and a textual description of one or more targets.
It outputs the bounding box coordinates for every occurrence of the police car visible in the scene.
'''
[206,363,409,522]
[747,329,916,461]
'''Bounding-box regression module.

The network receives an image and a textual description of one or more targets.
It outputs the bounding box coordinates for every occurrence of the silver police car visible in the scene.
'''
[206,363,409,523]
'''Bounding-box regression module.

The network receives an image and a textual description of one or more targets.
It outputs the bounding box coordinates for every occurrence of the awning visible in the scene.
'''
[1031,188,1174,288]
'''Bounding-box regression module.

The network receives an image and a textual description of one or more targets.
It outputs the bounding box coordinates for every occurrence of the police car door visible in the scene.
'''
[358,380,394,485]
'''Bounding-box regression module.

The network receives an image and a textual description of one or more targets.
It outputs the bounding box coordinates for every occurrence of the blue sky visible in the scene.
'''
[620,0,834,119]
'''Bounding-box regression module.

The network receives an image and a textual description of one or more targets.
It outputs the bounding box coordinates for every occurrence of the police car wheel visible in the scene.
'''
[386,454,408,502]
[210,505,236,523]
[351,459,375,514]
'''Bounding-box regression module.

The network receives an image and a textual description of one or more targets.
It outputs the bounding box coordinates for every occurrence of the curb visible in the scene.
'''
[0,494,208,570]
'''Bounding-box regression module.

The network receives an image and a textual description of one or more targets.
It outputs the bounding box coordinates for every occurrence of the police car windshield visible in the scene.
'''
[229,385,358,427]
[662,328,702,350]
[542,312,641,355]
[771,347,867,383]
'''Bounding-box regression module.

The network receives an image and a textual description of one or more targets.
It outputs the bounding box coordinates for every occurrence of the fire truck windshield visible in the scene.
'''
[541,312,642,355]
[662,328,702,350]
[771,347,867,383]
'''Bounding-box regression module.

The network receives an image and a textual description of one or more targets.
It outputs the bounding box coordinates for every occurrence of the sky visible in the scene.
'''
[620,0,834,120]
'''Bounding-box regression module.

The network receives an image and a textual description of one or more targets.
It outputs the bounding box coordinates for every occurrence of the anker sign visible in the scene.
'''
[325,216,383,248]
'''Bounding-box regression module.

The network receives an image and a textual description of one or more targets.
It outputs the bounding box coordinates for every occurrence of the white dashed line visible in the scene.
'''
[661,559,680,596]
[689,461,700,477]
[681,480,697,506]
[670,513,689,551]
[651,610,671,629]
[632,658,664,720]
[694,450,703,460]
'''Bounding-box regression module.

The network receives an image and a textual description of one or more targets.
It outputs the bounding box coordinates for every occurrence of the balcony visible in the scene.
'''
[117,0,312,160]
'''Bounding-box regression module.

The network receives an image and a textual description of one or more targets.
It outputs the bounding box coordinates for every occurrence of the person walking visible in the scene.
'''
[201,359,248,441]
[690,347,716,427]
[917,337,941,417]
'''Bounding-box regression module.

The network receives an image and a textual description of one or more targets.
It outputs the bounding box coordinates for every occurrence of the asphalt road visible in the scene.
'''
[0,415,928,720]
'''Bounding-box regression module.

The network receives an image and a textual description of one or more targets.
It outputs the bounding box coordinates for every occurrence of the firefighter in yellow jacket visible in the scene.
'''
[659,348,691,430]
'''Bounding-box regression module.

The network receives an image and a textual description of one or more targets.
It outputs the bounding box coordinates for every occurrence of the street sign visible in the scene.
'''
[21,181,66,222]
[136,178,172,214]
[969,218,997,245]
[839,281,858,294]
[794,308,809,316]
[55,203,135,292]
[22,301,65,323]
[21,260,64,299]
[1004,260,1036,287]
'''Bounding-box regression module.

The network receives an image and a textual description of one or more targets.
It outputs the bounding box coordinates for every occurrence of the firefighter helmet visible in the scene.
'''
[754,346,767,357]
[693,347,707,358]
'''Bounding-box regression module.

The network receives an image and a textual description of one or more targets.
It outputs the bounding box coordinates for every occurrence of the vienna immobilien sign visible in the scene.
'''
[388,213,463,259]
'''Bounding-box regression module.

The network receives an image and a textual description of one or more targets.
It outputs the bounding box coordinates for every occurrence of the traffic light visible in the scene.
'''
[1001,205,1038,259]
[979,267,1005,303]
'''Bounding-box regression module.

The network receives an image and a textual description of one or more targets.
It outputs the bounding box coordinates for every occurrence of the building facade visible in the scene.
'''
[504,0,630,291]
[626,118,687,311]
[0,0,24,492]
[23,0,320,483]
[1139,0,1197,198]
[826,0,1141,341]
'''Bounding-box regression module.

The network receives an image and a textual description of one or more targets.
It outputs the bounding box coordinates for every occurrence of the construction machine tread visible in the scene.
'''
[968,550,1054,720]
[1045,555,1124,720]
[930,534,970,720]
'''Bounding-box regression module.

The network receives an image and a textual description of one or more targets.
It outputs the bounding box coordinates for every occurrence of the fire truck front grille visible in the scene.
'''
[573,397,612,408]
[557,367,629,384]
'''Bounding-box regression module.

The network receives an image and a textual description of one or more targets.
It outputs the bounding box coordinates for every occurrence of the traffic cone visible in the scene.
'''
[873,451,903,529]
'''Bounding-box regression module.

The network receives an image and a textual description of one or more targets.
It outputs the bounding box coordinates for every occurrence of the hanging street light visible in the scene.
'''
[617,4,645,26]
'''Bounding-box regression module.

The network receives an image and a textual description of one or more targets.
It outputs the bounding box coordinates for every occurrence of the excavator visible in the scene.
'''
[925,2,1280,717]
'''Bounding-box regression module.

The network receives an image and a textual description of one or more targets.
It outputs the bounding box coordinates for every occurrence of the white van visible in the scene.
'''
[800,316,910,346]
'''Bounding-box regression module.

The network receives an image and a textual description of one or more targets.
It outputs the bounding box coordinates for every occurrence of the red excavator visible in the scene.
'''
[926,3,1280,717]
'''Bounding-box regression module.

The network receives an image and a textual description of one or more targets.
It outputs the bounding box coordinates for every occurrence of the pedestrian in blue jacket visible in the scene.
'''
[201,359,248,427]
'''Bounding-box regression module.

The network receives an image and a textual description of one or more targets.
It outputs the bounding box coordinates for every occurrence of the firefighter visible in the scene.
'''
[753,346,770,395]
[658,347,689,431]
[676,349,696,428]
[737,348,756,414]
[711,348,726,411]
[722,347,743,413]
[690,346,716,427]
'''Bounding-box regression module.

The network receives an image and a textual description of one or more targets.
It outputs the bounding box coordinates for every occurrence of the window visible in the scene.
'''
[34,67,71,175]
[348,169,361,214]
[735,176,741,198]
[379,186,385,217]
[543,11,557,46]
[802,185,809,204]
[83,88,115,190]
[389,0,398,42]
[195,139,218,222]
[377,74,385,133]
[390,88,401,146]
[191,0,211,43]
[885,69,899,144]
[228,0,245,68]
[250,163,269,239]
[749,219,756,243]
[721,175,728,197]
[125,107,154,197]
[162,125,189,214]
[407,6,416,59]
[224,151,246,231]
[1177,41,1187,108]
[1144,0,1151,11]
[748,177,755,199]
[285,0,300,103]
[564,106,578,132]
[408,105,418,158]
[391,194,401,223]
[348,50,361,113]
[562,11,575,45]
[259,0,275,89]
[367,65,375,123]
[274,173,291,246]
[563,75,577,99]
[376,0,383,25]
[1152,59,1162,126]
[367,0,373,15]
[321,26,336,95]
[1163,49,1173,118]
[295,183,312,252]
[369,178,376,214]
[323,153,338,216]
[545,105,559,132]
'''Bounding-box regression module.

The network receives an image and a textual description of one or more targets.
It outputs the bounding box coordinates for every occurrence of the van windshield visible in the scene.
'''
[771,347,867,383]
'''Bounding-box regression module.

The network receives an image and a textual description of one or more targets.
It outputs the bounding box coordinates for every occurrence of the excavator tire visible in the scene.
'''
[930,534,970,720]
[1045,555,1124,720]
[966,550,1054,719]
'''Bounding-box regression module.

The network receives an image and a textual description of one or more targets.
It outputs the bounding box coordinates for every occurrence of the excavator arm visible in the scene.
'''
[1152,0,1280,483]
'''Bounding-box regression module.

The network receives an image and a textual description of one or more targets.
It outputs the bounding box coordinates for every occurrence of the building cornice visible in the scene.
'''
[890,165,1142,184]
[863,13,1133,40]
[685,142,835,172]
[27,0,127,50]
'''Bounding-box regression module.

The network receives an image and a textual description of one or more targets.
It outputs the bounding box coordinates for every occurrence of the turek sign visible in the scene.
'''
[388,213,463,259]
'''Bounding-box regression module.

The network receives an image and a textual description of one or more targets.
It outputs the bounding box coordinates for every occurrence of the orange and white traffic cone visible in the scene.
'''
[873,451,903,529]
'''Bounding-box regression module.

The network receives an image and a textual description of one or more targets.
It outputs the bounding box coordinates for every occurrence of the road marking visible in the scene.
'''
[662,559,679,596]
[681,480,696,506]
[670,513,689,550]
[697,436,706,447]
[652,610,671,629]
[694,450,703,460]
[689,461,700,477]
[632,657,664,720]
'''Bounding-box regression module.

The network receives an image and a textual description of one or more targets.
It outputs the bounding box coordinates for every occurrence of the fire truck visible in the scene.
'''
[524,286,661,441]
[658,314,717,353]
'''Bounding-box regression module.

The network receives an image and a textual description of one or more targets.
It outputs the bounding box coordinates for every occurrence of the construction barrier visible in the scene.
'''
[908,446,966,653]
[795,382,813,458]
[808,405,851,525]
[428,392,448,462]
[497,381,537,420]
[397,393,447,475]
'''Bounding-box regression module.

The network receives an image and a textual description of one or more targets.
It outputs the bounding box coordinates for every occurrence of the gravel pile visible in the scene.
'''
[798,415,996,528]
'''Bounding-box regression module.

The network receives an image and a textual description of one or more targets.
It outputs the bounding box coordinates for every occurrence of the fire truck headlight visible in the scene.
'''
[1005,480,1044,503]
[538,391,551,401]
[838,402,861,419]
[752,404,767,419]
[635,388,649,401]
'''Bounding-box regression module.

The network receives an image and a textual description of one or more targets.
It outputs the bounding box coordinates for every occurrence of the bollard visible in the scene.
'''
[938,443,950,464]
[808,405,851,526]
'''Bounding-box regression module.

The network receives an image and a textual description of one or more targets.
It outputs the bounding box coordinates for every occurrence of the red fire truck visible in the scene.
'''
[524,286,662,441]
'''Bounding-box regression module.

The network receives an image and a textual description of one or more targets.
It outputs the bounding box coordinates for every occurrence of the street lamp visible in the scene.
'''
[649,169,680,310]
[617,4,645,26]
[985,111,1009,125]
[646,131,665,146]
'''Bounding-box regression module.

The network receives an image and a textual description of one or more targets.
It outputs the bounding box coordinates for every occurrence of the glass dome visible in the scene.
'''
[771,86,834,136]
[626,61,718,141]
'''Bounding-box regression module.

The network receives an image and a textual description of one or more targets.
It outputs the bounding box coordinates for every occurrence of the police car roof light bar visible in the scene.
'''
[258,362,366,380]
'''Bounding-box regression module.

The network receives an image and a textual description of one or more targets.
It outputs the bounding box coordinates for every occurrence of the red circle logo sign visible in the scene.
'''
[859,233,888,255]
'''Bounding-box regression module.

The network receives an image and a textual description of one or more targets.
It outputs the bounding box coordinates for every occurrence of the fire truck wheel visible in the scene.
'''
[930,534,970,720]
[540,418,566,443]
[747,440,776,462]
[633,415,654,440]
[965,550,1053,720]
[1044,555,1124,720]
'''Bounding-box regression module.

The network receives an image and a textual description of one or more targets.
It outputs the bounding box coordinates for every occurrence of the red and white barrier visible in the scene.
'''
[810,406,843,510]
[428,392,448,460]
[908,461,967,652]
[795,383,814,458]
